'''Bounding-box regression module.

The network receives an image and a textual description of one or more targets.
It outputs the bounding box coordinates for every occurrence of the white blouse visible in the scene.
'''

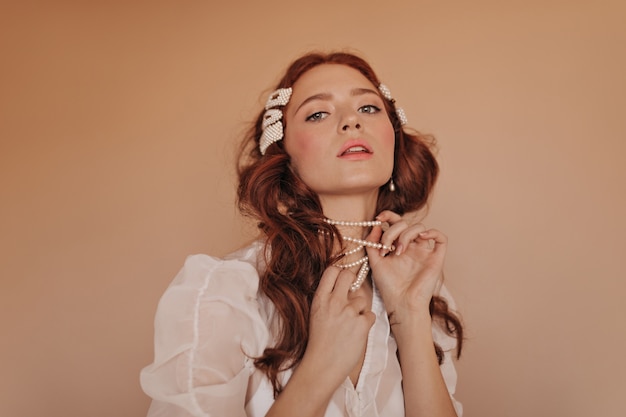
[140,241,462,417]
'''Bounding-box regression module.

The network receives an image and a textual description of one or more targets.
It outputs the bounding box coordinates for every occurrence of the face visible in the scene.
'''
[283,64,395,204]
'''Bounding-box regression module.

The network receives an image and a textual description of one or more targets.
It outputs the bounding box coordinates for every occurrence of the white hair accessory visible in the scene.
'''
[265,88,292,108]
[378,84,408,126]
[260,87,292,155]
[262,108,283,129]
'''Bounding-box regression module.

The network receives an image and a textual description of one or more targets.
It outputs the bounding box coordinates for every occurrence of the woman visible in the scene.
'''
[141,51,464,417]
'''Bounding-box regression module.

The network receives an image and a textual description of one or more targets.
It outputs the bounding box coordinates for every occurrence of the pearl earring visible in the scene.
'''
[389,178,396,192]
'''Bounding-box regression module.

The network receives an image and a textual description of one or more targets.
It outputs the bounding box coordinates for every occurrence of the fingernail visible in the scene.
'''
[395,243,403,255]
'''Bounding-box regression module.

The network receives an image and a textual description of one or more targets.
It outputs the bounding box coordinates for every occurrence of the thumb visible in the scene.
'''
[365,226,384,265]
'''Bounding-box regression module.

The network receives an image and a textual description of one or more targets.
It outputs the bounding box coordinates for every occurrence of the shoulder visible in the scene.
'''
[155,242,265,331]
[141,241,273,415]
[169,241,265,293]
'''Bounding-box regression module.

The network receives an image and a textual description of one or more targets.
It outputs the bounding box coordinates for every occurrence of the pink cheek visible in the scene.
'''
[382,124,395,147]
[289,131,318,155]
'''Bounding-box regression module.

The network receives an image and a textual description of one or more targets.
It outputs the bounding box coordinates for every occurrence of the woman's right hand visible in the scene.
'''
[267,267,375,417]
[301,266,375,388]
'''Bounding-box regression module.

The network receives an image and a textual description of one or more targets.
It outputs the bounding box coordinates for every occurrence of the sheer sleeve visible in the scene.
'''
[432,284,463,417]
[140,254,270,417]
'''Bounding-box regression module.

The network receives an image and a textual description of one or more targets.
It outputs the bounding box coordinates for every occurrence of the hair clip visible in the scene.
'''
[260,88,292,155]
[379,84,408,126]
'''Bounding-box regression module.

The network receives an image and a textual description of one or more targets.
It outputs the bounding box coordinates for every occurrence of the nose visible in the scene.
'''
[340,112,361,131]
[342,122,361,131]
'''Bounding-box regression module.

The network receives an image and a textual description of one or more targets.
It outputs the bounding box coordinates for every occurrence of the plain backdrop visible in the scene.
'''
[1,1,625,416]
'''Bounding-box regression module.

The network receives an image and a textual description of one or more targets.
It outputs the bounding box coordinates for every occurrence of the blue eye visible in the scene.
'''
[306,111,328,122]
[359,105,381,114]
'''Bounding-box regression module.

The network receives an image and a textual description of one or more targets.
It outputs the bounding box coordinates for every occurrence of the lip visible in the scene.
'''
[337,139,373,158]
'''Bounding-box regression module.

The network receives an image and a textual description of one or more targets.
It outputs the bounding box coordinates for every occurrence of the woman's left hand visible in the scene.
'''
[366,210,447,319]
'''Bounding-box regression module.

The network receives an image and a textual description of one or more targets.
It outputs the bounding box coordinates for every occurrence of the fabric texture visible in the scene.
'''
[140,241,462,417]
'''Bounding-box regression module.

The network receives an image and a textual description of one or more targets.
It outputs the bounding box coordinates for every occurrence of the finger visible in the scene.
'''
[396,223,428,255]
[376,210,424,227]
[394,223,428,255]
[377,211,431,253]
[367,225,383,242]
[379,220,410,253]
[331,268,356,297]
[316,266,341,296]
[364,226,384,263]
[375,210,403,224]
[347,292,369,314]
[417,229,448,254]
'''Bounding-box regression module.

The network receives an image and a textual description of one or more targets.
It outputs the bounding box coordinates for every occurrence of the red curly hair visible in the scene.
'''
[237,51,463,396]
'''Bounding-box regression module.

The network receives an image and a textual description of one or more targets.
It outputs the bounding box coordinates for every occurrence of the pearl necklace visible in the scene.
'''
[324,218,394,291]
[324,218,382,227]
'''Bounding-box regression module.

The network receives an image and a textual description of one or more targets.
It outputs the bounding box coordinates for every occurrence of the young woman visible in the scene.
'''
[141,51,464,417]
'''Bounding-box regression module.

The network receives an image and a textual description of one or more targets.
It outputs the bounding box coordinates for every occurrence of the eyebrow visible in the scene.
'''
[294,87,380,115]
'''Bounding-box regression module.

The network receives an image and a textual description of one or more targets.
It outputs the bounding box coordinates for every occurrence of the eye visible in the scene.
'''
[359,105,381,114]
[305,111,329,122]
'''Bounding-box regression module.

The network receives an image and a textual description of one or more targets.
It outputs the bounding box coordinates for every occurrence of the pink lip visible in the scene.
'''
[337,139,373,158]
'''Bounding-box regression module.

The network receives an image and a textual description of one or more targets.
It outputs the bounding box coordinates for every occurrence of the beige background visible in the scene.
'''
[2,1,625,416]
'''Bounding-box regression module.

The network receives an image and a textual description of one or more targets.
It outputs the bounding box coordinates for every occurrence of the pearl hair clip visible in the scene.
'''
[259,88,292,155]
[378,84,408,126]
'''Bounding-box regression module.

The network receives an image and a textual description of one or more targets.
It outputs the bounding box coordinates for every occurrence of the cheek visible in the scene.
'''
[284,129,318,169]
[380,123,395,149]
[385,128,395,146]
[290,131,316,153]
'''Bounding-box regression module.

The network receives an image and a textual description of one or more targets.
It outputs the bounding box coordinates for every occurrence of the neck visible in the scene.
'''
[318,191,379,224]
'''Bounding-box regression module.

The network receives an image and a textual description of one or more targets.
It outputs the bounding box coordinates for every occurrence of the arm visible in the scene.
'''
[391,307,458,417]
[140,255,270,417]
[367,212,459,417]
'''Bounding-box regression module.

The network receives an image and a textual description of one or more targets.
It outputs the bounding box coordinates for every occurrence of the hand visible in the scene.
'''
[366,210,447,318]
[301,266,375,388]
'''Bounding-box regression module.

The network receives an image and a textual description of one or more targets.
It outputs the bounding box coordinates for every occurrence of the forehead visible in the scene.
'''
[290,64,377,99]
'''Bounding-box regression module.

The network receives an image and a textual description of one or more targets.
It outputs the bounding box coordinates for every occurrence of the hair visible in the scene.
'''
[236,51,463,396]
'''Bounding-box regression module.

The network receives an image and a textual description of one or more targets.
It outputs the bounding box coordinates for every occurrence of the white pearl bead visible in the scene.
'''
[336,256,368,269]
[350,263,370,292]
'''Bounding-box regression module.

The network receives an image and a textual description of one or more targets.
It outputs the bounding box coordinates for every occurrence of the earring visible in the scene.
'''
[389,178,396,192]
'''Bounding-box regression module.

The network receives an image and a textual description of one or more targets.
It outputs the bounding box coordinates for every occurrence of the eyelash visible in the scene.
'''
[305,112,328,122]
[305,105,382,122]
[359,105,381,114]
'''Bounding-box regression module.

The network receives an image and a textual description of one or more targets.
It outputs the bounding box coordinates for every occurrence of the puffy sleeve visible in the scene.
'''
[432,284,464,417]
[140,254,270,417]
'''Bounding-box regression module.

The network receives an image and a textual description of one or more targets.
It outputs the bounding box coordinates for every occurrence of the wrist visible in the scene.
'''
[388,308,433,345]
[269,357,337,417]
[387,302,431,328]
